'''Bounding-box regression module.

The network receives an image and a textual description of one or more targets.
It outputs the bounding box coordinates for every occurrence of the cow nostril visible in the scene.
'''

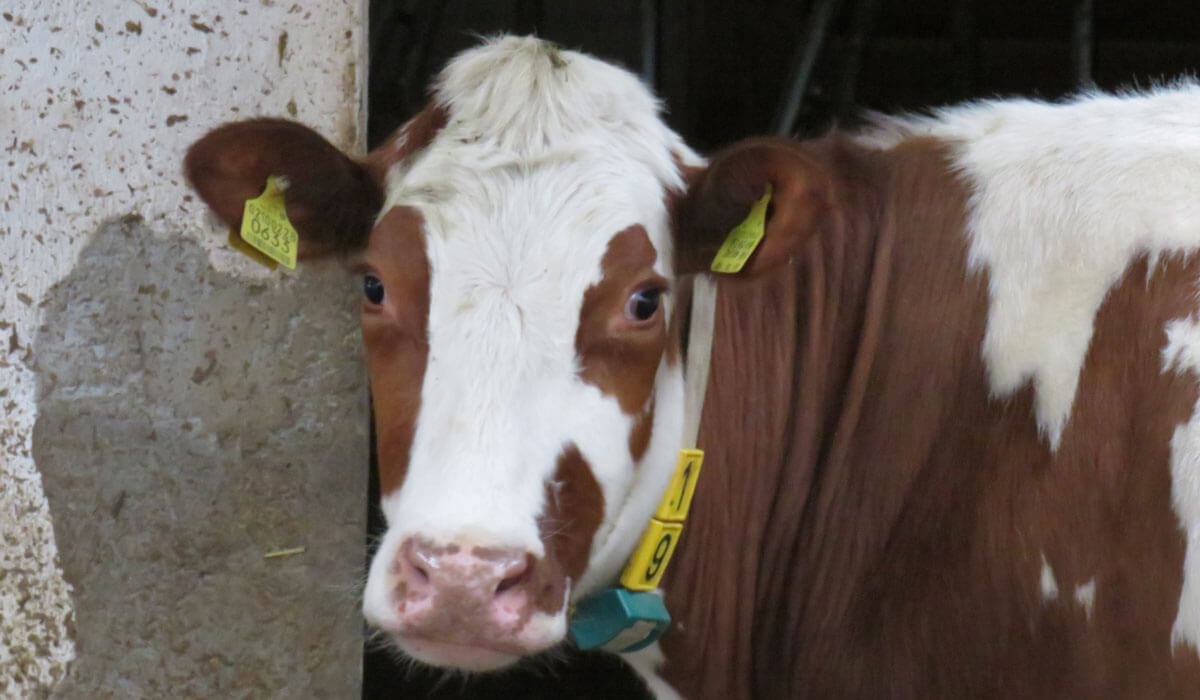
[400,540,433,585]
[494,554,534,596]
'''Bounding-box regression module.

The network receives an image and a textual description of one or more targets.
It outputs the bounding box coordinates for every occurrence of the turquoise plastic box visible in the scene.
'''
[570,588,671,653]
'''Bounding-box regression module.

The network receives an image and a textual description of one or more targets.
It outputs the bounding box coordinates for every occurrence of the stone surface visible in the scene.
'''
[1,1,368,696]
[34,217,367,698]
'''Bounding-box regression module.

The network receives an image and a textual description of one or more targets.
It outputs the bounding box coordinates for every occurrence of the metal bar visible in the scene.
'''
[514,0,544,36]
[657,0,692,138]
[404,0,448,112]
[641,0,660,88]
[835,0,881,121]
[773,0,844,136]
[950,0,979,98]
[1072,0,1096,88]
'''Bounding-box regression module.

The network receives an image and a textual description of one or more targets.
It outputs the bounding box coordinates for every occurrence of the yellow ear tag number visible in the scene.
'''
[239,176,298,270]
[710,184,772,274]
[227,228,279,270]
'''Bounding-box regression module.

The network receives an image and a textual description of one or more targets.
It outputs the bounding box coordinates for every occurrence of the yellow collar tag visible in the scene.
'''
[618,448,704,591]
[710,184,772,274]
[237,176,299,270]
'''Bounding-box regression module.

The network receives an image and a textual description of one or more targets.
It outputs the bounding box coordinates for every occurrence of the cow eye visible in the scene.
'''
[363,275,385,305]
[625,287,662,322]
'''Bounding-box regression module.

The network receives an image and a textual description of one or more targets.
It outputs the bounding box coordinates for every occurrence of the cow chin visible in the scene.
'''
[391,606,569,672]
[399,636,525,672]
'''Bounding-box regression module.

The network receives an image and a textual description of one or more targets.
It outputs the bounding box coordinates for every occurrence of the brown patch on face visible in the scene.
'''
[364,102,449,184]
[361,205,432,496]
[537,445,605,611]
[576,225,668,414]
[629,399,655,461]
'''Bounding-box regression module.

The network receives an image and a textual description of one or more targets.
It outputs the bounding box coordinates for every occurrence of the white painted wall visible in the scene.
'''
[1,1,369,695]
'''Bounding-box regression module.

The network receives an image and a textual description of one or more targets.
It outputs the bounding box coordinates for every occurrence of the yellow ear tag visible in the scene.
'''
[710,184,772,274]
[238,176,299,270]
[226,228,278,270]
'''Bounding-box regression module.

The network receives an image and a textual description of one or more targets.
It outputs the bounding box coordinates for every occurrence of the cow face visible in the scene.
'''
[185,37,699,670]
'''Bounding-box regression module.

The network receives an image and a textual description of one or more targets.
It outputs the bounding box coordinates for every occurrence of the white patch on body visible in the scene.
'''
[1161,316,1200,653]
[1040,553,1059,602]
[362,37,701,636]
[861,84,1200,450]
[1074,578,1097,621]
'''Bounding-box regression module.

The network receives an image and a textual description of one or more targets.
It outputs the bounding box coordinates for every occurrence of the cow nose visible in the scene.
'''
[393,537,546,633]
[400,539,531,598]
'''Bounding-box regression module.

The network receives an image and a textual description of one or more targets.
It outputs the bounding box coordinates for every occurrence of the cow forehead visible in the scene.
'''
[382,152,676,332]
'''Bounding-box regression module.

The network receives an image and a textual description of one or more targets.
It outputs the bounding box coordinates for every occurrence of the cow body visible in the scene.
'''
[666,89,1200,698]
[185,35,1200,698]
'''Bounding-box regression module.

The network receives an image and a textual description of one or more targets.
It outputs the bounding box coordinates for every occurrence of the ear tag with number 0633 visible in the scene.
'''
[710,184,772,274]
[237,176,298,270]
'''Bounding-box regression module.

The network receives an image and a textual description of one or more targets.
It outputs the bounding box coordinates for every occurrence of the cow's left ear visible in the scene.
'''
[672,137,830,276]
[184,118,384,259]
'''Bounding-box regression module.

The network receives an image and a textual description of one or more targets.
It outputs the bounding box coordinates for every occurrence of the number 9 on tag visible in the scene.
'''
[620,519,683,591]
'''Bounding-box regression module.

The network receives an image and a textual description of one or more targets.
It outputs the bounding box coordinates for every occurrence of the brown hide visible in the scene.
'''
[360,206,431,496]
[663,136,1200,699]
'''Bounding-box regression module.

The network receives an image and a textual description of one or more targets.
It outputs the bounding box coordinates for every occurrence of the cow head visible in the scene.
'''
[184,37,702,670]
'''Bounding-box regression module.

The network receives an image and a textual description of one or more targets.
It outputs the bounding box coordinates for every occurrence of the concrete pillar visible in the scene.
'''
[2,2,369,696]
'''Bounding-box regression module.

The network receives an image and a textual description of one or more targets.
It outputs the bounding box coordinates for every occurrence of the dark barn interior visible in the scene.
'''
[363,1,1200,697]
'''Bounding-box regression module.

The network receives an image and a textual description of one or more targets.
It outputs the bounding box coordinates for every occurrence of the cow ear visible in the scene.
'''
[184,118,384,259]
[673,138,828,276]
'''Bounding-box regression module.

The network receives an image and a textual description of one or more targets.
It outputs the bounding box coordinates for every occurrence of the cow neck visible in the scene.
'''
[661,138,899,697]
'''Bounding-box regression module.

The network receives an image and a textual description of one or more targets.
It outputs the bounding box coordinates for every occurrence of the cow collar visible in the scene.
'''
[569,274,717,654]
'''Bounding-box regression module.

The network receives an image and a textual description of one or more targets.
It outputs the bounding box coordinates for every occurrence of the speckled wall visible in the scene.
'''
[1,2,369,696]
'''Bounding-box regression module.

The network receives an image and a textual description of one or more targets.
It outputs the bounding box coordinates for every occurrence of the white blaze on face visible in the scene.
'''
[379,159,681,569]
[359,37,699,645]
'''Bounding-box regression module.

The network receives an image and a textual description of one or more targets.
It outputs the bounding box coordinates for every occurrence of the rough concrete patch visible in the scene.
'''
[33,217,368,698]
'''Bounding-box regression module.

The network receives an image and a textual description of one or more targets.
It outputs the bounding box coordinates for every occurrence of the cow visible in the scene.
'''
[185,36,698,696]
[184,34,1200,699]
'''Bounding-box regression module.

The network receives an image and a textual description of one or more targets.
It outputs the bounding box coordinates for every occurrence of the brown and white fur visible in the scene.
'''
[187,34,1200,698]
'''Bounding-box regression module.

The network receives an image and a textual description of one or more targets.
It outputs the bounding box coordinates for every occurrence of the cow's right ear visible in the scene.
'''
[673,137,830,276]
[184,118,384,259]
